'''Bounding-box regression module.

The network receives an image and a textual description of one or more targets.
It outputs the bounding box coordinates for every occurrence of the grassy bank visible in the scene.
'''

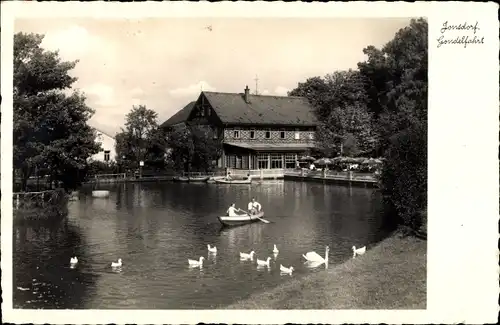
[225,231,426,309]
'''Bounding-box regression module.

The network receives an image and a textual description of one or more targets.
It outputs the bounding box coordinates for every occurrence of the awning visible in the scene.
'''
[224,141,316,152]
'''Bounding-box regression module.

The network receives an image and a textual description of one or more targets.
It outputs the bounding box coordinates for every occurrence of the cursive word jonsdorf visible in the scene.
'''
[437,35,484,48]
[440,21,480,35]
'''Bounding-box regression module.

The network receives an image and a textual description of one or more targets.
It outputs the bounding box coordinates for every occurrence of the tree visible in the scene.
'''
[166,124,222,173]
[289,70,377,156]
[13,32,101,191]
[358,18,428,235]
[115,105,165,170]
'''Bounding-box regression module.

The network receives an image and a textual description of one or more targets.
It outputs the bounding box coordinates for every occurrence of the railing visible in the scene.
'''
[226,168,285,179]
[284,168,378,183]
[94,173,127,180]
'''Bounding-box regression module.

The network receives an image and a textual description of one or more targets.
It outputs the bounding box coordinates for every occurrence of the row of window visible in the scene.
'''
[225,153,297,169]
[230,130,314,140]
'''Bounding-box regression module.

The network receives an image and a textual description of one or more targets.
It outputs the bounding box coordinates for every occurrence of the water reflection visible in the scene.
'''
[13,219,98,309]
[14,181,391,309]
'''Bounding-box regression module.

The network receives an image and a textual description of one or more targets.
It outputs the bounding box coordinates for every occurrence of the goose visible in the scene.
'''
[239,251,255,260]
[111,258,122,268]
[302,246,329,264]
[188,256,205,267]
[70,257,78,265]
[273,244,279,254]
[256,257,271,267]
[352,246,366,258]
[280,264,294,275]
[207,244,217,254]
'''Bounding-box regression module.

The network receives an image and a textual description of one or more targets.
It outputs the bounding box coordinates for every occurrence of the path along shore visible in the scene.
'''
[225,231,426,309]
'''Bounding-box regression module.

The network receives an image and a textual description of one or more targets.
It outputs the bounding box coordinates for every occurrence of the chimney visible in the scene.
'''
[244,85,250,103]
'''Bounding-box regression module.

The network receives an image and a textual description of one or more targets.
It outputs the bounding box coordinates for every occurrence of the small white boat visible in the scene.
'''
[256,257,271,267]
[173,176,189,182]
[188,176,210,182]
[214,178,252,185]
[206,176,226,183]
[92,190,110,198]
[280,264,294,275]
[239,251,255,260]
[218,211,265,227]
[352,245,366,258]
[111,258,122,268]
[207,244,217,254]
[188,256,205,267]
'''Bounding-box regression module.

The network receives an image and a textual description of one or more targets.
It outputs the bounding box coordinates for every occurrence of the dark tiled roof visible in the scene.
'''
[160,101,196,128]
[203,92,317,126]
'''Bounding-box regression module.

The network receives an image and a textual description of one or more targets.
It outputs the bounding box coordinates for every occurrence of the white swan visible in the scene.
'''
[207,244,217,254]
[111,258,122,268]
[188,256,205,267]
[280,264,294,274]
[303,246,329,264]
[273,244,279,254]
[239,251,255,260]
[256,257,271,267]
[352,246,366,258]
[70,257,78,265]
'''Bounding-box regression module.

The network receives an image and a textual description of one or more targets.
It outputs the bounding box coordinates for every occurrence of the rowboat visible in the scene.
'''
[173,176,189,182]
[214,178,252,184]
[188,176,210,182]
[92,190,110,198]
[218,211,265,227]
[206,176,226,183]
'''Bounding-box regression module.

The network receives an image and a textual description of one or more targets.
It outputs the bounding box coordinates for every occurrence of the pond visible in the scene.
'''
[13,180,392,309]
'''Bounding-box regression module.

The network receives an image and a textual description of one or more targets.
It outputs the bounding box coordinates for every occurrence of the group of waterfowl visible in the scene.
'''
[187,243,368,276]
[68,244,367,274]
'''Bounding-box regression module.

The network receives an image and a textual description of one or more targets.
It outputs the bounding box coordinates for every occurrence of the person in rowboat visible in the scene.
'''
[227,203,246,217]
[248,198,262,215]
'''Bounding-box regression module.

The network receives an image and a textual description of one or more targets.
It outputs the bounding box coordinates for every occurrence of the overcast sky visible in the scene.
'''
[15,18,411,136]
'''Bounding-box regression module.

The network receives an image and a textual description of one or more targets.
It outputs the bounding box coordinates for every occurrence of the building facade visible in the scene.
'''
[162,86,318,170]
[91,128,117,163]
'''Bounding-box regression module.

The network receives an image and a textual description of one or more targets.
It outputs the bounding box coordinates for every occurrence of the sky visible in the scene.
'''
[15,18,411,136]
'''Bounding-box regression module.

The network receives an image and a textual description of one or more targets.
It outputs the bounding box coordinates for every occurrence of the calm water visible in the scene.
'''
[13,180,391,309]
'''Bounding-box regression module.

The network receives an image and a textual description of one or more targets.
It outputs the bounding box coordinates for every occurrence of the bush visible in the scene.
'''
[380,122,427,235]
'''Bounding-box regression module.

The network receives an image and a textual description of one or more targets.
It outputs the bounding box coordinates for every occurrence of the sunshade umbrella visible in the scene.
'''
[299,155,316,162]
[314,158,333,165]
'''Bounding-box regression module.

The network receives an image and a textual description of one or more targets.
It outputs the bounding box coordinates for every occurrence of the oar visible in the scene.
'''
[256,216,271,224]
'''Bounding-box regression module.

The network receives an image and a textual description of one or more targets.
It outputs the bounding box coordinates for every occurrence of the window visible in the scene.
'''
[200,108,205,117]
[213,127,218,139]
[207,108,211,116]
[226,155,236,168]
[285,154,296,169]
[236,155,243,169]
[280,131,285,139]
[270,154,283,169]
[104,150,110,162]
[233,130,240,138]
[257,154,268,169]
[265,130,271,139]
[250,130,255,139]
[294,129,300,140]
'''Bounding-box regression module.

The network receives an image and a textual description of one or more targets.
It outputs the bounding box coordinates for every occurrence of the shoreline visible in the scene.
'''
[224,231,426,309]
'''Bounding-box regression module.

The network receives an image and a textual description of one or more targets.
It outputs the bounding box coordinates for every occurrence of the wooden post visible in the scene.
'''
[16,193,20,209]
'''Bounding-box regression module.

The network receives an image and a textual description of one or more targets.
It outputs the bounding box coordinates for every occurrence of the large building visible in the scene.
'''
[162,86,318,170]
[91,127,117,163]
